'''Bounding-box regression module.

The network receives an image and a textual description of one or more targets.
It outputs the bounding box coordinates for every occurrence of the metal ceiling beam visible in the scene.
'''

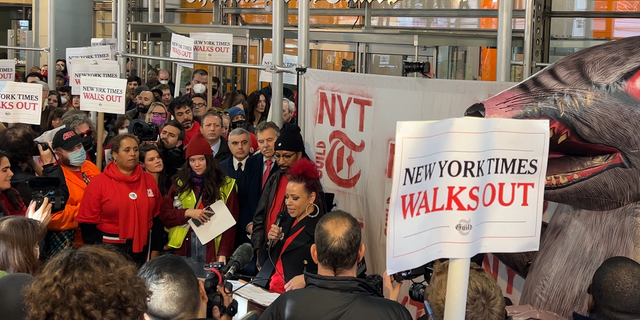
[549,11,640,18]
[220,8,526,18]
[128,22,525,48]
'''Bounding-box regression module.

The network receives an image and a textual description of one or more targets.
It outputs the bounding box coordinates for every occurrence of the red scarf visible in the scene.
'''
[103,162,151,253]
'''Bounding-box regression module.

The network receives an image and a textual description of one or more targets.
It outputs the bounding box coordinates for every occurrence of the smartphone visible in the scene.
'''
[191,205,215,227]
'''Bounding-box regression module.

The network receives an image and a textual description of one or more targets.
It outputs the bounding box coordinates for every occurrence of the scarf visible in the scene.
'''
[103,162,151,253]
[192,171,205,200]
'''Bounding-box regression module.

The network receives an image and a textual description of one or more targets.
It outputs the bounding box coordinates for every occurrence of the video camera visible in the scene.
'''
[203,262,239,318]
[129,120,159,142]
[402,60,432,77]
[201,243,254,318]
[28,176,66,212]
[393,261,435,302]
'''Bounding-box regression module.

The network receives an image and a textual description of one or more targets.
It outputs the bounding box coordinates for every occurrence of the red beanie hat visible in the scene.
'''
[185,133,213,159]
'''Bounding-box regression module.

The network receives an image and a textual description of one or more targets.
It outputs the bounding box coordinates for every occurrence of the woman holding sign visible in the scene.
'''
[160,133,239,272]
[256,158,326,294]
[77,134,162,266]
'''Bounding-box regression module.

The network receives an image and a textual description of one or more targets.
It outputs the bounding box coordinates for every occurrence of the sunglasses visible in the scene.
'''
[80,130,93,137]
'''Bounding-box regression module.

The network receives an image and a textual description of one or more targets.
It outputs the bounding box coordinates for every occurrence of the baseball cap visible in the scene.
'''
[52,128,84,151]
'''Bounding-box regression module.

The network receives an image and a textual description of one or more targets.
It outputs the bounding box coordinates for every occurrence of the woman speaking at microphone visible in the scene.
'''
[258,157,326,294]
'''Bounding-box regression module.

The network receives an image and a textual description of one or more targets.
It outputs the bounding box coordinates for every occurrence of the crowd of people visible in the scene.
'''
[1,63,639,320]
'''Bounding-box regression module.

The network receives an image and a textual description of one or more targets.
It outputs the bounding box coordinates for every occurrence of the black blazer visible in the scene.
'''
[214,137,232,162]
[255,210,324,288]
[244,153,278,221]
[220,157,252,247]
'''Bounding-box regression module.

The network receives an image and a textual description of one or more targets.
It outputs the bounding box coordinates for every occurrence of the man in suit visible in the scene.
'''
[220,128,253,249]
[244,122,280,238]
[200,111,231,161]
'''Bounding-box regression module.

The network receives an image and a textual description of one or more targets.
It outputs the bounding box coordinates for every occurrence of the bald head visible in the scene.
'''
[158,69,171,83]
[314,210,362,275]
[138,255,202,320]
[590,256,640,320]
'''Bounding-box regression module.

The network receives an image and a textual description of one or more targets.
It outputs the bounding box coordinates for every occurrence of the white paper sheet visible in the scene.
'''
[228,280,280,307]
[188,199,236,245]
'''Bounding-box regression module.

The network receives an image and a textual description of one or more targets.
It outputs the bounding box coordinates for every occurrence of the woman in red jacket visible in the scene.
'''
[77,134,162,266]
[160,132,239,274]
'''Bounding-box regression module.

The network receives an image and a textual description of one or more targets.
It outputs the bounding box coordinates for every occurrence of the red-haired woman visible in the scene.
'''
[256,157,326,294]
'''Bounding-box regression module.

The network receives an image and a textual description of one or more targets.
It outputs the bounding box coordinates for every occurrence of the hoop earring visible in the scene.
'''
[308,203,320,218]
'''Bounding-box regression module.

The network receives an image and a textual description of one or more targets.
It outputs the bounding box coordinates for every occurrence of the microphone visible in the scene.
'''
[268,212,284,249]
[222,243,254,279]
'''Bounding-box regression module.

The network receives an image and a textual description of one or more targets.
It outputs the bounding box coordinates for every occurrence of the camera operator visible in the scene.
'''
[261,210,412,320]
[138,254,234,320]
[0,125,69,210]
[128,119,159,146]
[158,120,186,179]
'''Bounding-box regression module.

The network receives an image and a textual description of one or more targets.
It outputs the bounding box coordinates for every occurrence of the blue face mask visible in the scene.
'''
[68,147,87,166]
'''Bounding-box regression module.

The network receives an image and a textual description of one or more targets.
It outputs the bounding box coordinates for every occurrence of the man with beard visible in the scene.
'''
[44,128,101,258]
[125,88,153,121]
[158,120,185,179]
[169,95,199,146]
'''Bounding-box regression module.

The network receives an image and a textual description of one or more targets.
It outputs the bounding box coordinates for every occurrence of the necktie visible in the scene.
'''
[262,159,273,188]
[236,162,243,184]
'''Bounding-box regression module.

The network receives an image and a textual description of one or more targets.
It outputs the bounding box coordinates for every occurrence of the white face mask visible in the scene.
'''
[118,129,128,135]
[192,83,206,94]
[159,80,169,85]
[60,96,68,105]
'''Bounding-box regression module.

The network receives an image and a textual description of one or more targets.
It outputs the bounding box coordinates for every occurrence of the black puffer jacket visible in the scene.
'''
[260,272,413,320]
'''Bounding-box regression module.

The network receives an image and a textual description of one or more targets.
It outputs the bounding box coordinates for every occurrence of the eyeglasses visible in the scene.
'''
[193,103,206,108]
[275,152,297,160]
[80,130,93,137]
[151,112,167,118]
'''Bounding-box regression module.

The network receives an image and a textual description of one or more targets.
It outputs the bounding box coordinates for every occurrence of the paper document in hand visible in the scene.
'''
[228,280,280,306]
[188,200,236,245]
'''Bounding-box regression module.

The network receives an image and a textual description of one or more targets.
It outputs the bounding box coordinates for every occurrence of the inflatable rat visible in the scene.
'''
[465,35,640,318]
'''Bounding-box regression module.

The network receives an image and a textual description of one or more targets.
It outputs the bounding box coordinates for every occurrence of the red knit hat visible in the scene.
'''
[185,133,213,159]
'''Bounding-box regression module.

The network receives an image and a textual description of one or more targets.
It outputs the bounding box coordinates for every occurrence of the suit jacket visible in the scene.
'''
[255,210,324,288]
[220,157,252,247]
[214,137,231,162]
[246,153,279,249]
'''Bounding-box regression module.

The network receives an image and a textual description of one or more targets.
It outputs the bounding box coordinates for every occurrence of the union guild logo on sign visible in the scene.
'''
[455,219,472,236]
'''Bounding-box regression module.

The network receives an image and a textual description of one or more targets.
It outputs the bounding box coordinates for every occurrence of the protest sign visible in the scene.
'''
[0,82,42,125]
[259,53,298,85]
[0,60,15,81]
[170,34,195,60]
[80,76,127,114]
[386,117,549,274]
[91,38,118,57]
[66,46,113,75]
[70,59,120,94]
[189,33,233,62]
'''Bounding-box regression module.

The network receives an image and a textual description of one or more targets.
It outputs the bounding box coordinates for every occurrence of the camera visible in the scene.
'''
[28,177,66,212]
[203,262,238,318]
[402,60,432,77]
[393,261,435,302]
[129,120,159,142]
